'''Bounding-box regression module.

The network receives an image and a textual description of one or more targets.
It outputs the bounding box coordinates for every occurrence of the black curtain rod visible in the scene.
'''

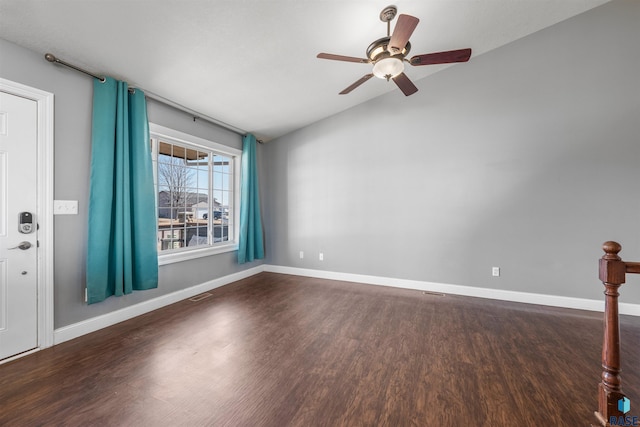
[44,53,260,141]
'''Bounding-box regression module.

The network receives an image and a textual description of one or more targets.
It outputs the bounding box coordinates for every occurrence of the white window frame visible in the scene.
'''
[149,123,241,265]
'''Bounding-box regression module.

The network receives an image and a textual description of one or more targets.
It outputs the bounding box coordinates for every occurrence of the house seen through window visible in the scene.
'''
[150,124,240,261]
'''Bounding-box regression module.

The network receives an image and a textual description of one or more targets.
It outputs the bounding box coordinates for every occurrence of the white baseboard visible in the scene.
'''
[263,265,640,317]
[53,265,265,345]
[54,263,640,346]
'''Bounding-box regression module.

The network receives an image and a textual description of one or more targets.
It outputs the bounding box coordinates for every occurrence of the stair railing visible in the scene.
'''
[594,241,640,426]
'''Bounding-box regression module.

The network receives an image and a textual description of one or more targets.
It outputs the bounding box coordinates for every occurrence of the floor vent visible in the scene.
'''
[189,292,213,302]
[421,291,446,297]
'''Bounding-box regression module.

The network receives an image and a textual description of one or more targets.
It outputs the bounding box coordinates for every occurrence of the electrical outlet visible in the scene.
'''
[319,252,324,261]
[492,267,500,277]
[299,251,304,259]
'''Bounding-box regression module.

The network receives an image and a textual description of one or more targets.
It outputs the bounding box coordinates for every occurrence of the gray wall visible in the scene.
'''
[263,0,640,304]
[0,38,264,329]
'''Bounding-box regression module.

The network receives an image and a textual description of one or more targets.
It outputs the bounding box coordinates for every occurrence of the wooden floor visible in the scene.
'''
[1,272,638,426]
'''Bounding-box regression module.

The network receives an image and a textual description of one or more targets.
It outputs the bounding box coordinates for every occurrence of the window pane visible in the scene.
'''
[213,225,223,243]
[158,141,173,164]
[196,169,208,188]
[213,172,223,190]
[158,190,171,209]
[153,135,237,254]
[189,225,208,246]
[172,145,187,162]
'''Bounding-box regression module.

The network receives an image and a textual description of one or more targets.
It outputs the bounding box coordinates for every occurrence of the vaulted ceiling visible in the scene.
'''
[0,0,610,141]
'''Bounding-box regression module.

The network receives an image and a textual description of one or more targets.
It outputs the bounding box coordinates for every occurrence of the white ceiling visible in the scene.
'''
[0,0,609,141]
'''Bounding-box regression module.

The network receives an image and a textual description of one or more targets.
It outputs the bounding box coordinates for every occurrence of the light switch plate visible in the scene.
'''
[54,200,78,215]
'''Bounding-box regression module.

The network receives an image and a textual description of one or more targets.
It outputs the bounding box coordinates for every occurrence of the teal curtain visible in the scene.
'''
[86,77,158,304]
[238,133,265,264]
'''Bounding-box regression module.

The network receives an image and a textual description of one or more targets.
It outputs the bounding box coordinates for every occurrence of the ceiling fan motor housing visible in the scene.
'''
[366,37,411,62]
[367,37,410,79]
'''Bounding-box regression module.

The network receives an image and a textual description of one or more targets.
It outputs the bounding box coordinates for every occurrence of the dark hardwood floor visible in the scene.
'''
[1,272,638,426]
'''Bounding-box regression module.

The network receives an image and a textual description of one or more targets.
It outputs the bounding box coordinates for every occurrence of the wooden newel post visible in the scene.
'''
[594,241,628,426]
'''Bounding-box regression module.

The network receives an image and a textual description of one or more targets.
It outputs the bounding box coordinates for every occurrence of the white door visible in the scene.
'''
[0,91,38,360]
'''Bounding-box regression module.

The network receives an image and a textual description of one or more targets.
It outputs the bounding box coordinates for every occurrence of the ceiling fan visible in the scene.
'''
[317,5,472,96]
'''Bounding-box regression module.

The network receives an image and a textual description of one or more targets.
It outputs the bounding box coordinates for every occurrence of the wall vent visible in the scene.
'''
[421,291,446,297]
[189,292,213,302]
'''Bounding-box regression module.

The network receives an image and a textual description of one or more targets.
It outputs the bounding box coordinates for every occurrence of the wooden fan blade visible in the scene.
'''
[339,74,374,95]
[410,48,472,66]
[392,73,418,96]
[317,53,369,64]
[389,14,419,54]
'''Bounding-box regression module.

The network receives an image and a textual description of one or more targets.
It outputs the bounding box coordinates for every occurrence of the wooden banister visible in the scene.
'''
[594,241,638,426]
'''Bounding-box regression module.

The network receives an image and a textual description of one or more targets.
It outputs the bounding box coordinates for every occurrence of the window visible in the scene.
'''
[150,123,241,264]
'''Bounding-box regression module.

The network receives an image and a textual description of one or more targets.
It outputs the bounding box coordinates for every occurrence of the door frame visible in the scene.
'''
[0,77,54,359]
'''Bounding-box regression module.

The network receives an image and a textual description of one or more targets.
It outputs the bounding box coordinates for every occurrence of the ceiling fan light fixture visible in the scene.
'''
[372,57,404,80]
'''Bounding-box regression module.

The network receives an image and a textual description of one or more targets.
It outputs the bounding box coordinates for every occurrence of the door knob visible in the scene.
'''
[8,241,32,250]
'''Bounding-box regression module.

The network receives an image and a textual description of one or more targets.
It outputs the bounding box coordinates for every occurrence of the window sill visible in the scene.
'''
[158,243,238,266]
